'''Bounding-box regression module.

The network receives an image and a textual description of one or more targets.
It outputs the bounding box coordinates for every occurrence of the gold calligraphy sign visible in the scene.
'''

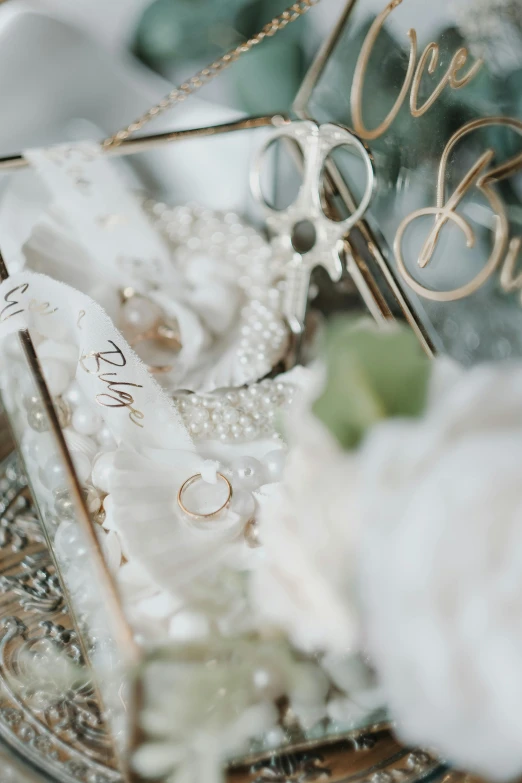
[80,340,145,428]
[0,284,29,323]
[394,117,522,302]
[343,0,522,305]
[0,284,58,323]
[350,0,483,142]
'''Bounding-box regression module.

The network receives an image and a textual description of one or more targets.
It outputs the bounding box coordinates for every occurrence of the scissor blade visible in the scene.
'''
[283,254,313,336]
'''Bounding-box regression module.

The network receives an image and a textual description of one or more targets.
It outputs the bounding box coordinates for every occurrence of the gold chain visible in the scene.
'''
[102,0,321,148]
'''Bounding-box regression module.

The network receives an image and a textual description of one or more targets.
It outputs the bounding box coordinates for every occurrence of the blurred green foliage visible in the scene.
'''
[313,318,431,450]
[133,0,311,114]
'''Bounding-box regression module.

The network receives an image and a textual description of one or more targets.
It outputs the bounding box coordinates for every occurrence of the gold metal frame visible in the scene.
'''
[0,102,438,780]
[0,251,142,781]
[0,115,289,171]
[0,113,304,783]
[292,0,435,356]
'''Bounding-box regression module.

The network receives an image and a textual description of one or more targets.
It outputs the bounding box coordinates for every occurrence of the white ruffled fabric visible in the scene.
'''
[250,364,361,655]
[108,438,283,601]
[2,150,285,393]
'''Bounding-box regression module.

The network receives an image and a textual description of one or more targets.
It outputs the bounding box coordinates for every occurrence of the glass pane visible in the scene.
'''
[0,332,133,766]
[301,0,522,363]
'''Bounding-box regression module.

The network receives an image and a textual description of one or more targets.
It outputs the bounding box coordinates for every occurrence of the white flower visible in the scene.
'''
[359,359,522,780]
[322,654,385,730]
[251,366,361,655]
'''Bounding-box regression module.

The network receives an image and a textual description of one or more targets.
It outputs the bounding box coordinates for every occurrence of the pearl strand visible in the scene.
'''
[145,201,289,383]
[174,379,295,443]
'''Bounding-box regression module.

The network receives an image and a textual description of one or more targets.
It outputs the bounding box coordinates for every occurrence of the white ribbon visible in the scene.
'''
[23,142,177,292]
[0,271,195,453]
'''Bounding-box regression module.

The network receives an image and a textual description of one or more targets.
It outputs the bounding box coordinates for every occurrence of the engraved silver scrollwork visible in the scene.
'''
[0,455,43,552]
[0,451,120,783]
[250,751,331,782]
[0,452,446,783]
[0,553,64,614]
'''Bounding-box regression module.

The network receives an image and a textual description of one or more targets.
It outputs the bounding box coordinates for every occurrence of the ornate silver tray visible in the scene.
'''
[0,415,471,783]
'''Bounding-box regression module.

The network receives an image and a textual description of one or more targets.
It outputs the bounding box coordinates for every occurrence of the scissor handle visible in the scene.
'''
[250,120,375,235]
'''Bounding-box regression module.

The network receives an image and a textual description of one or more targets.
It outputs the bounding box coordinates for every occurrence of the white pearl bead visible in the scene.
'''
[63,381,85,407]
[121,296,160,332]
[70,450,91,484]
[40,359,70,396]
[231,457,265,491]
[223,408,238,425]
[97,425,117,450]
[230,489,255,520]
[72,405,102,436]
[55,521,88,561]
[91,451,117,494]
[191,408,209,423]
[43,455,69,491]
[27,432,54,463]
[263,449,286,482]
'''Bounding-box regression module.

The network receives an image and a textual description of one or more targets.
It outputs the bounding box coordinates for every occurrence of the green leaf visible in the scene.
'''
[313,318,431,450]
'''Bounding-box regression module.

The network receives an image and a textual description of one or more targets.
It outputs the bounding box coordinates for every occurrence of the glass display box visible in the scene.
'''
[1,0,521,779]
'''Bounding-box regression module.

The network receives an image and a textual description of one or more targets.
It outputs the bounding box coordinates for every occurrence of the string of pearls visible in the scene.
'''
[144,201,289,385]
[174,378,295,442]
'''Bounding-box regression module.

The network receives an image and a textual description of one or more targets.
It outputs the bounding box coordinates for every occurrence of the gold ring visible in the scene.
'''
[177,472,233,520]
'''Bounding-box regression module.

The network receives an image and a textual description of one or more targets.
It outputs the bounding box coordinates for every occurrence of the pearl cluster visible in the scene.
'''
[237,299,287,384]
[145,200,289,384]
[24,394,72,432]
[21,349,119,537]
[174,379,295,442]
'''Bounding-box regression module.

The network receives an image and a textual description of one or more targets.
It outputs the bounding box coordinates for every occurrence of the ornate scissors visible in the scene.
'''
[251,120,375,337]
